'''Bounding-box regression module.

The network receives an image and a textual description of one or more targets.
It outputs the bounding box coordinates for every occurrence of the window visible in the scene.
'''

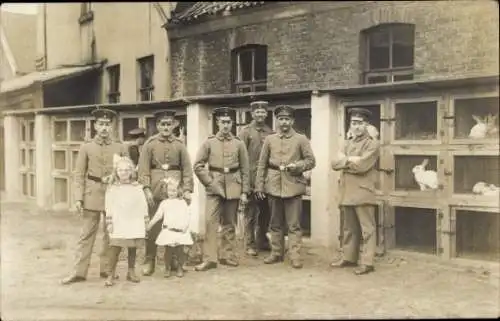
[231,45,267,93]
[363,23,415,84]
[107,65,120,103]
[79,2,93,24]
[137,55,155,101]
[122,118,140,141]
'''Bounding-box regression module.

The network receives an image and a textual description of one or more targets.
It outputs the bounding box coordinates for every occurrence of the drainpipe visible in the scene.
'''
[43,3,48,69]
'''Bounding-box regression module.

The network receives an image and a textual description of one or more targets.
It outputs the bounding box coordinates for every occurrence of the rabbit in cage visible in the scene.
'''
[472,181,500,196]
[412,159,438,191]
[346,123,379,139]
[469,114,499,139]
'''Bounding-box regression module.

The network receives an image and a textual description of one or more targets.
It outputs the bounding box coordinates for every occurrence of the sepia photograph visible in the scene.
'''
[0,1,499,320]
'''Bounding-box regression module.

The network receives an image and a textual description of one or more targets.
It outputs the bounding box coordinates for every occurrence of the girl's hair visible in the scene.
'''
[112,156,138,183]
[157,177,182,199]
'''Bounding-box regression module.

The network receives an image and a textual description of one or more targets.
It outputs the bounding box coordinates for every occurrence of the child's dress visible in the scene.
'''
[105,182,148,247]
[151,198,193,246]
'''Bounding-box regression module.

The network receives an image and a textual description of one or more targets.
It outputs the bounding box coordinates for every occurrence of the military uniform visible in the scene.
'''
[137,111,194,274]
[255,106,316,267]
[237,101,274,253]
[127,127,146,167]
[63,108,129,283]
[193,107,250,269]
[331,108,380,275]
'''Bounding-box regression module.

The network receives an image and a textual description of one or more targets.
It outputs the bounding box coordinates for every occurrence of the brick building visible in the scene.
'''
[1,1,499,262]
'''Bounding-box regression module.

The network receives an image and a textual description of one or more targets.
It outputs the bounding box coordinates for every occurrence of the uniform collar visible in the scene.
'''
[352,131,370,142]
[157,134,176,142]
[216,131,234,141]
[93,135,112,145]
[277,128,296,138]
[250,120,272,132]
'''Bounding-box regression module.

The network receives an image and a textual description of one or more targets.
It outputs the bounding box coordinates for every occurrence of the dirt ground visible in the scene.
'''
[1,200,499,321]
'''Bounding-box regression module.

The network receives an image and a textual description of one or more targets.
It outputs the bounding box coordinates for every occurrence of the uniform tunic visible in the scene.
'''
[138,134,194,200]
[238,121,274,189]
[193,132,250,199]
[255,129,316,198]
[104,183,148,247]
[331,132,380,205]
[74,136,129,211]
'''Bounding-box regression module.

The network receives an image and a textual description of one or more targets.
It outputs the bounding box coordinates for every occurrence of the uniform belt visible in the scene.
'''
[208,166,239,174]
[87,174,104,183]
[152,164,182,171]
[268,163,288,171]
[162,225,183,232]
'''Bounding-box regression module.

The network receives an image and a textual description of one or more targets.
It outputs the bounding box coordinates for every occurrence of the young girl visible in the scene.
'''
[147,177,193,278]
[104,155,149,287]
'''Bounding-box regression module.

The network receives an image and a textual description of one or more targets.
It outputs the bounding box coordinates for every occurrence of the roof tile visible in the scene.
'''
[170,2,265,23]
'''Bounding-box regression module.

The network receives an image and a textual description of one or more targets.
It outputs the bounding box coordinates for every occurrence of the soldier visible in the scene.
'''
[61,108,129,285]
[138,110,194,276]
[193,107,250,271]
[330,107,380,275]
[127,127,146,168]
[255,105,316,269]
[237,101,274,256]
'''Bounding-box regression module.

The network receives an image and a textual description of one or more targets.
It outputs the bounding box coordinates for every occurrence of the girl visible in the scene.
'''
[147,177,193,278]
[104,155,149,287]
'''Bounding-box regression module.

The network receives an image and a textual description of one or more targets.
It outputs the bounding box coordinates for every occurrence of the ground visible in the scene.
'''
[1,200,499,321]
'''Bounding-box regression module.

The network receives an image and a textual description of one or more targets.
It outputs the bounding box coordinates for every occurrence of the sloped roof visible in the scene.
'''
[0,65,100,94]
[170,2,265,24]
[0,10,37,74]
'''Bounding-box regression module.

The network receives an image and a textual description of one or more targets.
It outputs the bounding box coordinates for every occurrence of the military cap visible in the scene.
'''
[128,127,146,138]
[213,107,236,118]
[274,105,295,118]
[153,110,177,120]
[91,108,117,121]
[348,108,372,121]
[250,100,269,111]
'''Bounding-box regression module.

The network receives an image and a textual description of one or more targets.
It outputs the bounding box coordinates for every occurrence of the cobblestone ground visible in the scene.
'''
[1,201,499,320]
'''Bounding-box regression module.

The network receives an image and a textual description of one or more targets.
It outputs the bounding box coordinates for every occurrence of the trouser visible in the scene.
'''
[340,205,376,266]
[203,195,239,262]
[107,246,137,275]
[268,195,303,260]
[164,246,185,271]
[73,210,110,278]
[243,193,271,250]
[143,203,177,268]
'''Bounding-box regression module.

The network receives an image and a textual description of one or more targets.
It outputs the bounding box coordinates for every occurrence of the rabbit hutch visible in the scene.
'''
[335,75,499,262]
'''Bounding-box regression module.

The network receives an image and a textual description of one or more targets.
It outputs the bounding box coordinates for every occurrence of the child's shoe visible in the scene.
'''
[104,275,115,287]
[163,267,171,278]
[176,267,184,278]
[126,269,140,283]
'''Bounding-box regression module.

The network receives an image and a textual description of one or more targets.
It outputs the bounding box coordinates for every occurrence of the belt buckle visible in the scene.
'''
[279,165,285,171]
[161,164,170,170]
[223,167,230,173]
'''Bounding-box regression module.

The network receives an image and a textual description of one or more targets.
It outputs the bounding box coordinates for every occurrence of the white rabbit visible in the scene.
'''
[485,114,499,138]
[472,181,488,194]
[483,184,500,196]
[469,115,488,139]
[412,159,438,191]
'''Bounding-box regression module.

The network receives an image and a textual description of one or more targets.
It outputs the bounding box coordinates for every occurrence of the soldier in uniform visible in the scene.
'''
[127,127,146,168]
[61,108,129,285]
[255,105,316,269]
[237,101,274,256]
[193,107,250,271]
[138,110,194,276]
[331,107,380,275]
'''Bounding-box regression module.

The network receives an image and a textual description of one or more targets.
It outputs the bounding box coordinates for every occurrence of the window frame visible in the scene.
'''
[231,45,268,93]
[363,23,415,84]
[106,64,121,103]
[137,55,155,102]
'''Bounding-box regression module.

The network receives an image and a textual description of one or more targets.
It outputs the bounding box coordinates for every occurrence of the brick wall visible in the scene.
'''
[170,1,499,98]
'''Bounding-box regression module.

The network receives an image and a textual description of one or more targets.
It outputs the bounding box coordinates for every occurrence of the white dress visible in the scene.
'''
[151,198,193,246]
[104,183,148,247]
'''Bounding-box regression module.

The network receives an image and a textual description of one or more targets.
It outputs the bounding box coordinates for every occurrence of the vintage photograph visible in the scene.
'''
[0,1,499,320]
